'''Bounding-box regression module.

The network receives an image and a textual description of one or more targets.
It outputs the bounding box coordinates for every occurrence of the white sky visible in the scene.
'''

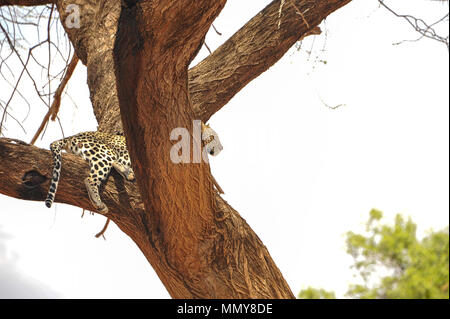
[0,0,448,298]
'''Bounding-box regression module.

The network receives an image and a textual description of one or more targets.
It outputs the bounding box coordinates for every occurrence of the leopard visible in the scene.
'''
[202,121,223,156]
[45,123,223,214]
[45,131,134,214]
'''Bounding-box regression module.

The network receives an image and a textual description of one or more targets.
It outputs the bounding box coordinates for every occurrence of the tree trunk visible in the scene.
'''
[0,0,352,298]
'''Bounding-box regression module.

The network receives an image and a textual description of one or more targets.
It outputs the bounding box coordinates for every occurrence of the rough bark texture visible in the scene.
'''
[190,0,333,121]
[54,0,351,131]
[0,0,353,298]
[0,138,293,298]
[55,0,124,133]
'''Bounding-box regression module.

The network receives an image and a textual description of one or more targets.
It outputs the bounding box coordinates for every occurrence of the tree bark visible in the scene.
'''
[0,0,353,298]
[189,0,343,122]
[53,0,351,131]
[0,138,293,298]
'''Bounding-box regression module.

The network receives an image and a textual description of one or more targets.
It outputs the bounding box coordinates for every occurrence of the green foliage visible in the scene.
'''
[299,210,449,299]
[298,287,336,299]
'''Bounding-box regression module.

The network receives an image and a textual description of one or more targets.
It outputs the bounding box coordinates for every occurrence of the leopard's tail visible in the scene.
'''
[45,139,65,208]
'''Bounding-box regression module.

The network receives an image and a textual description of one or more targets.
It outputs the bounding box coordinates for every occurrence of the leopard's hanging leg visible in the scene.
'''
[84,152,114,214]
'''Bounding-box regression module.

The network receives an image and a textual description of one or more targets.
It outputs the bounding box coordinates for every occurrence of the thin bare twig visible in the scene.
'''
[211,23,222,36]
[204,41,212,54]
[95,217,111,239]
[378,0,449,50]
[211,173,224,194]
[0,5,70,137]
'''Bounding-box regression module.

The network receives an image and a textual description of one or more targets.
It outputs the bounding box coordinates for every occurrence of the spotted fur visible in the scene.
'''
[201,122,223,156]
[45,124,222,214]
[45,131,134,214]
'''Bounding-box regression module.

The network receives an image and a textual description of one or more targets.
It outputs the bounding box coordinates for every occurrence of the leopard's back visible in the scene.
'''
[45,131,134,213]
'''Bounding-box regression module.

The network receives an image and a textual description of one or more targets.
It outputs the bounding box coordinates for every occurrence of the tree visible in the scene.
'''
[376,0,449,49]
[298,210,449,299]
[298,287,336,299]
[0,0,353,298]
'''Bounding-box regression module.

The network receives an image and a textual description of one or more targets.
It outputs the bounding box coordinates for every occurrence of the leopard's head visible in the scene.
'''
[202,123,223,156]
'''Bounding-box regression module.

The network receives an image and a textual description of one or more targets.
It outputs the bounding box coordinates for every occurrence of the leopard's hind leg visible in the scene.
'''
[84,153,114,214]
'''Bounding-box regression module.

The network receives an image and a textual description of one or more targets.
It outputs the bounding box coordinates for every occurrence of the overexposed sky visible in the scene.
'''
[0,0,448,298]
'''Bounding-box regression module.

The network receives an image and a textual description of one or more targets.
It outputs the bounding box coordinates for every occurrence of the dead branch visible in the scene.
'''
[95,217,110,239]
[30,53,79,145]
[1,0,354,299]
[211,24,222,36]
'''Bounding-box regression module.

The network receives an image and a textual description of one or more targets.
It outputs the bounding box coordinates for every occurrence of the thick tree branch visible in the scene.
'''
[189,0,352,122]
[55,0,352,132]
[0,138,293,298]
[55,0,124,133]
[377,0,449,49]
[1,0,354,298]
[0,138,141,218]
[3,0,353,131]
